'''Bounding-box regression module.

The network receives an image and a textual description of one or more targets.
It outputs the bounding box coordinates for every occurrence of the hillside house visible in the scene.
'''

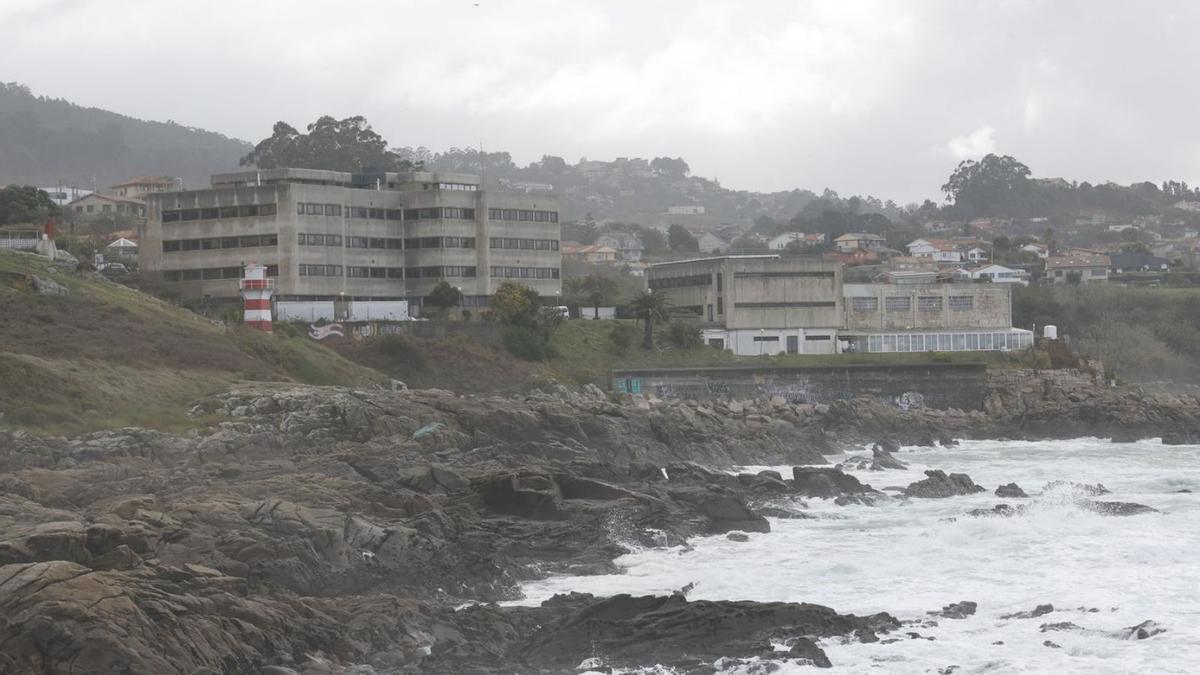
[595,232,645,261]
[1046,255,1110,285]
[969,264,1028,285]
[834,233,886,253]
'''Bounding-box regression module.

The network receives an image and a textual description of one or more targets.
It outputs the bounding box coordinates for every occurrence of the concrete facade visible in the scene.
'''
[647,255,843,355]
[140,168,561,308]
[648,255,1031,356]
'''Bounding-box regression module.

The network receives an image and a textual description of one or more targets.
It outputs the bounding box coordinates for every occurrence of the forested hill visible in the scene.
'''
[0,83,250,189]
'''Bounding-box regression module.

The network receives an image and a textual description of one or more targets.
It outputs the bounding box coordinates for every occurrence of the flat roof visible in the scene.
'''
[649,254,782,268]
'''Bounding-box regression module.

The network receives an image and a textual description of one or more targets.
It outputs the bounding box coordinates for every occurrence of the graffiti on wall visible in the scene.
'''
[308,323,345,340]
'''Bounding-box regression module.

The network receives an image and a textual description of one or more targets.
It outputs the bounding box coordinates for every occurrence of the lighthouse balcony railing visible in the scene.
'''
[239,278,275,290]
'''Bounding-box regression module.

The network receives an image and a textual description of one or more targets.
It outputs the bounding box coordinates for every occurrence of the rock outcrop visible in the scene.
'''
[904,470,986,498]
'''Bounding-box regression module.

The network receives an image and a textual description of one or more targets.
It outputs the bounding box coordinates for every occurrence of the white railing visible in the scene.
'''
[0,237,40,250]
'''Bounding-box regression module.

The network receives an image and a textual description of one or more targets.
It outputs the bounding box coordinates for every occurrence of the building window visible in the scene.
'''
[733,301,836,309]
[488,266,560,279]
[949,296,974,311]
[299,264,343,277]
[488,237,557,250]
[884,297,911,312]
[752,336,780,342]
[850,297,878,312]
[487,208,558,223]
[648,273,712,290]
[917,296,943,311]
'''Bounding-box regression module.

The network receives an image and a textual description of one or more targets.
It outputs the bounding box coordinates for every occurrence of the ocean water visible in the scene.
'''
[512,438,1200,674]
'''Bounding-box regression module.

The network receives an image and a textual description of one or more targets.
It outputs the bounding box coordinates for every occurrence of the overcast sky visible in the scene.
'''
[2,0,1198,203]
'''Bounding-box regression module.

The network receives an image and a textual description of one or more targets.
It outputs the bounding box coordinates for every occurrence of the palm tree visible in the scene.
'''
[627,289,671,350]
[585,275,619,319]
[562,276,588,313]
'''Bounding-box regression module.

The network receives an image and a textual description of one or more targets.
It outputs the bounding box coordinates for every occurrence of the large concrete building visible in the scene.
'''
[647,255,1032,356]
[140,168,561,310]
[648,256,844,354]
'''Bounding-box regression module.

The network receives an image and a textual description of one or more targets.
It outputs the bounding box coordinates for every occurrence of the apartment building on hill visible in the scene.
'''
[139,168,561,310]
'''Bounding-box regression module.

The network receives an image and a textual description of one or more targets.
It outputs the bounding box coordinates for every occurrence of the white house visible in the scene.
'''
[1020,243,1049,258]
[834,233,886,253]
[595,232,645,261]
[966,246,989,262]
[969,264,1028,285]
[906,238,936,256]
[697,232,727,254]
[769,232,807,250]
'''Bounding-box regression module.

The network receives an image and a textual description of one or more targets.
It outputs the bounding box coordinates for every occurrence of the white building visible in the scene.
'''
[969,264,1028,285]
[696,231,727,254]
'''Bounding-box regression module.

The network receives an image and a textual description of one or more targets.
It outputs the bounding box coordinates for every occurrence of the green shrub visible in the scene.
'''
[664,320,702,349]
[608,322,637,355]
[378,334,426,369]
[503,325,548,361]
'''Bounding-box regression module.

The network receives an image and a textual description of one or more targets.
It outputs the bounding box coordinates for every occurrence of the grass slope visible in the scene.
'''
[0,250,384,433]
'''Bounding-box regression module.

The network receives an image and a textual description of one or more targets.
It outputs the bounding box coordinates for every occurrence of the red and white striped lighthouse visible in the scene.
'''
[239,263,274,332]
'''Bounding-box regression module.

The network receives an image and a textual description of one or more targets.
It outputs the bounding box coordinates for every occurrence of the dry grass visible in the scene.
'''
[0,250,385,434]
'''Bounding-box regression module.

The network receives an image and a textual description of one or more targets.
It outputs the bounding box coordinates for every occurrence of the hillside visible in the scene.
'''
[0,249,384,433]
[0,83,250,189]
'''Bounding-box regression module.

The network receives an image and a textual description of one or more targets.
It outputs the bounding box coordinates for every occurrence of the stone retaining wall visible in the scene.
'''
[612,363,990,410]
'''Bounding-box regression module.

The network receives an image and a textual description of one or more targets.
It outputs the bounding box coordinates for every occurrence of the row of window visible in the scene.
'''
[347,236,404,249]
[407,207,475,221]
[487,208,559,223]
[851,296,976,312]
[162,235,279,252]
[489,237,559,251]
[299,264,479,279]
[861,332,1033,353]
[161,204,278,222]
[298,233,343,246]
[733,271,835,279]
[649,273,712,290]
[347,266,406,279]
[406,236,475,249]
[163,265,278,281]
[408,266,477,278]
[298,264,343,277]
[734,301,836,309]
[165,231,564,254]
[296,204,404,221]
[490,266,560,279]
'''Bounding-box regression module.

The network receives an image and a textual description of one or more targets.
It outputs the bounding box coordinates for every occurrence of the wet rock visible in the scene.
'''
[668,487,770,534]
[476,471,563,519]
[874,438,901,453]
[1084,501,1159,517]
[1040,621,1081,632]
[726,532,750,542]
[965,504,1019,518]
[1001,604,1054,620]
[1043,480,1110,495]
[1121,620,1166,640]
[513,593,898,673]
[791,467,872,499]
[904,470,985,498]
[870,446,908,470]
[755,506,814,520]
[1043,640,1061,648]
[737,472,791,493]
[1161,430,1200,445]
[784,637,832,668]
[995,483,1028,498]
[928,601,977,619]
[398,465,469,495]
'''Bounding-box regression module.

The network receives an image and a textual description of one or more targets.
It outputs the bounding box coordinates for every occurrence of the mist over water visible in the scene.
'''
[513,439,1200,673]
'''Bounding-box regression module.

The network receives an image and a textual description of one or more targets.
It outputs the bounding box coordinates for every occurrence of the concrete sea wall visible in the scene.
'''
[612,363,990,410]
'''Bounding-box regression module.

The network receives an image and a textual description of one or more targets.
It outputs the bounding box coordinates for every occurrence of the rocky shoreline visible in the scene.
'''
[1,379,1197,673]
